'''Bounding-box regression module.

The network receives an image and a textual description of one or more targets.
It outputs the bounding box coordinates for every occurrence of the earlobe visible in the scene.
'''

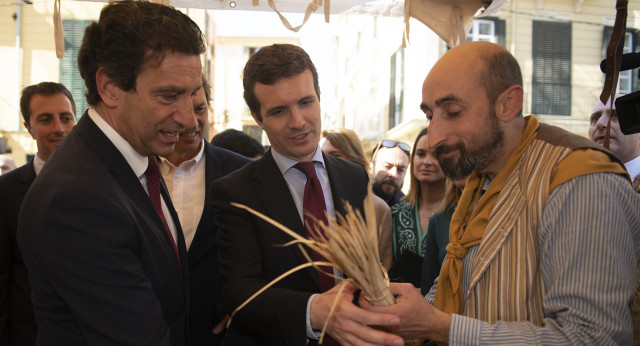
[96,67,119,108]
[496,85,523,121]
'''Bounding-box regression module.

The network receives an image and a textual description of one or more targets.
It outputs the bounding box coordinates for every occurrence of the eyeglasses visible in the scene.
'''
[371,140,411,160]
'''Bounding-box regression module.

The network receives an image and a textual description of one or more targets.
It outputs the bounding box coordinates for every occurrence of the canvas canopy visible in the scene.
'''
[53,0,508,58]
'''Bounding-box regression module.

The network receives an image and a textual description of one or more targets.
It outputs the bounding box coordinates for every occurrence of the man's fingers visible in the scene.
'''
[330,314,404,346]
[339,328,405,346]
[357,308,400,328]
[388,282,415,295]
[212,315,229,334]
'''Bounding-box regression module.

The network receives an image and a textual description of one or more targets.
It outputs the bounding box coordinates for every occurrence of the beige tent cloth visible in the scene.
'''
[264,0,332,32]
[52,0,510,58]
[52,0,331,58]
[403,0,507,48]
[54,0,64,58]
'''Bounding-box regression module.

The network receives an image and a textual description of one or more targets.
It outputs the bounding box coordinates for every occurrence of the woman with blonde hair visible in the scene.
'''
[321,128,394,269]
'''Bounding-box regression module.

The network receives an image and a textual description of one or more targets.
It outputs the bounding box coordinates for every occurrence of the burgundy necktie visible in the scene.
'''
[294,162,335,292]
[145,156,180,263]
[295,162,340,346]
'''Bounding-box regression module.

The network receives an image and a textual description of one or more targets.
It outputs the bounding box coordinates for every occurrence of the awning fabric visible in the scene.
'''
[53,0,508,58]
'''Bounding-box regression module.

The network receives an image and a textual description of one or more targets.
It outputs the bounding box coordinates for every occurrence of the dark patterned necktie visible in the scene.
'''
[145,156,180,262]
[294,162,334,292]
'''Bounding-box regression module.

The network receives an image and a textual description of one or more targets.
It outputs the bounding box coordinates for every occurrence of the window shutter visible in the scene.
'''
[632,29,639,92]
[532,20,572,115]
[60,20,91,117]
[602,26,640,93]
[388,48,404,130]
[494,17,506,48]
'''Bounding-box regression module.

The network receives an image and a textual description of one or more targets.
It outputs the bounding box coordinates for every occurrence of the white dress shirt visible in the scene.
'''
[158,141,206,250]
[271,148,336,224]
[87,107,178,243]
[271,147,339,340]
[625,154,640,179]
[33,155,45,176]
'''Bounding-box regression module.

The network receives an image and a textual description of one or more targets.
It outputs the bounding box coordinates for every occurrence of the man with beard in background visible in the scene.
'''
[370,140,410,207]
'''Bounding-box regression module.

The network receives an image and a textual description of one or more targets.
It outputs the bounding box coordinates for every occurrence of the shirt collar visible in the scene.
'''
[158,139,206,174]
[88,107,148,178]
[625,154,640,179]
[33,154,45,176]
[271,146,325,176]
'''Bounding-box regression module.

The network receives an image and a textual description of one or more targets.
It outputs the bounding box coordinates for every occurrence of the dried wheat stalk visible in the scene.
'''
[227,185,395,341]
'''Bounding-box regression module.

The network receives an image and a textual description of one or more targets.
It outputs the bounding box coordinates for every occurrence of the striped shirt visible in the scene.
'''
[427,172,640,345]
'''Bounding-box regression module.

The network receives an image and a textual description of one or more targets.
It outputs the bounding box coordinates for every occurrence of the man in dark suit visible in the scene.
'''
[0,82,76,345]
[212,44,400,346]
[160,74,250,345]
[16,2,206,344]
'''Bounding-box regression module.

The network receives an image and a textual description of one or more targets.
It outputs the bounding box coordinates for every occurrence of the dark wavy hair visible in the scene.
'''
[242,44,320,121]
[20,82,76,123]
[78,0,206,106]
[211,129,265,159]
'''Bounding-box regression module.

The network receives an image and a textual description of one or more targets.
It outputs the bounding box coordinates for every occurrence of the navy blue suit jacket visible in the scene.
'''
[0,160,37,345]
[17,114,190,345]
[188,142,249,346]
[212,149,369,345]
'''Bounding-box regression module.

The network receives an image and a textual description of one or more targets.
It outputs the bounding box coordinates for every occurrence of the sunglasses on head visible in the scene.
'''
[372,140,411,159]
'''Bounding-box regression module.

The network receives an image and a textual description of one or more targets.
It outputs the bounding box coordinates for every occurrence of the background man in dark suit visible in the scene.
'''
[0,82,76,345]
[212,43,400,345]
[160,74,250,345]
[16,2,206,344]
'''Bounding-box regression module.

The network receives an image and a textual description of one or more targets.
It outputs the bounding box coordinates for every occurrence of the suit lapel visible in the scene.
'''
[18,160,36,185]
[189,143,218,255]
[75,114,186,275]
[159,180,189,273]
[252,151,321,289]
[324,153,364,217]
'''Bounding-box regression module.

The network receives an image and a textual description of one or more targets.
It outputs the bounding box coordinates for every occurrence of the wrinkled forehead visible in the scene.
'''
[375,147,409,164]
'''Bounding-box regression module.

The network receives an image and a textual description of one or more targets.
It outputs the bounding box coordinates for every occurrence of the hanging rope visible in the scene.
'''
[53,0,64,59]
[599,0,628,150]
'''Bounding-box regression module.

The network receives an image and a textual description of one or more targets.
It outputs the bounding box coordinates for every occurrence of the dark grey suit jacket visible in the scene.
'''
[0,160,37,345]
[17,114,189,345]
[187,142,249,346]
[212,149,369,346]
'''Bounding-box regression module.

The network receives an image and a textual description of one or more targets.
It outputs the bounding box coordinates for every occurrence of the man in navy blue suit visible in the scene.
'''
[0,82,76,345]
[160,74,250,345]
[17,2,206,344]
[212,44,399,346]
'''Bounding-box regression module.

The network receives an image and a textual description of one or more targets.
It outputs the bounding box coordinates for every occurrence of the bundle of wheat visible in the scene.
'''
[228,186,394,342]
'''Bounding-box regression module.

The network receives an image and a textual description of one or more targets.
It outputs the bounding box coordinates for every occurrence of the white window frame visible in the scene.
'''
[467,19,497,43]
[618,32,633,94]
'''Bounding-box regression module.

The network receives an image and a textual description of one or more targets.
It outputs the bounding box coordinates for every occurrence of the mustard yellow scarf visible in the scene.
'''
[433,115,627,315]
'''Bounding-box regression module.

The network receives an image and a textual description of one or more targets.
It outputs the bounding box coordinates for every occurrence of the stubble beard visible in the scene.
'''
[435,112,504,180]
[372,178,399,201]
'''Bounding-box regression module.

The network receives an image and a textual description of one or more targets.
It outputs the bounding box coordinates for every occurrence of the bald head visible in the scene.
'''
[420,42,525,179]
